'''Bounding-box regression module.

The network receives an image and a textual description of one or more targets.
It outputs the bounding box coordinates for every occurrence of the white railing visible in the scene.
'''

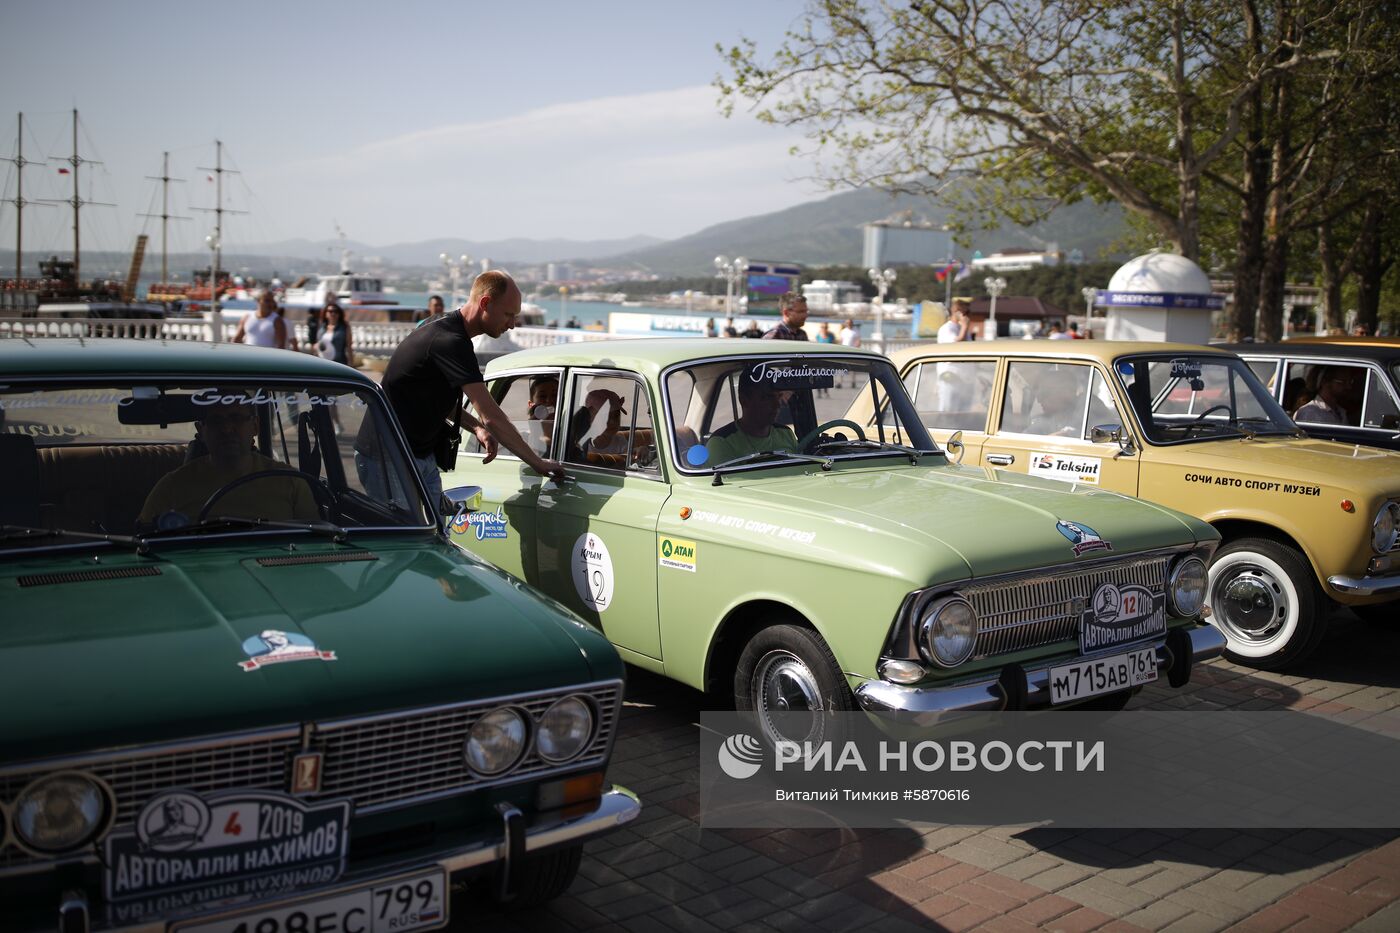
[0,318,647,355]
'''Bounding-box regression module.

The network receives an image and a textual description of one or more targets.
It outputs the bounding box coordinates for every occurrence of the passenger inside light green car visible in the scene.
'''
[705,377,799,466]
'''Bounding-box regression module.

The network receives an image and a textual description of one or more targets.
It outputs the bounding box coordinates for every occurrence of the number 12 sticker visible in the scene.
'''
[571,533,615,612]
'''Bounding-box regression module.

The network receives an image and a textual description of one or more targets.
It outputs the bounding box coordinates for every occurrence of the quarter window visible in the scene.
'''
[464,373,558,459]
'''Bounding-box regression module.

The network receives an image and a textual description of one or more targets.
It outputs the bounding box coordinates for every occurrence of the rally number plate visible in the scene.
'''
[173,867,446,933]
[1049,647,1157,705]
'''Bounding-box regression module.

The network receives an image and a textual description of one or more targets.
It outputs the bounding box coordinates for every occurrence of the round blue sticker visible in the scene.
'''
[687,444,710,466]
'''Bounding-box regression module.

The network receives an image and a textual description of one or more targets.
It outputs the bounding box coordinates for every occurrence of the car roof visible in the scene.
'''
[484,337,883,380]
[885,339,1239,366]
[0,339,378,384]
[1219,340,1400,363]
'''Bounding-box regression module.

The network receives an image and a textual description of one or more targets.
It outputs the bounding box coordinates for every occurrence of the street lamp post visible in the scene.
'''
[560,285,569,325]
[1081,286,1097,338]
[714,255,747,316]
[868,267,896,353]
[440,252,472,309]
[984,276,1007,339]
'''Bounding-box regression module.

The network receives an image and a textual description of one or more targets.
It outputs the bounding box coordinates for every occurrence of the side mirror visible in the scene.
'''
[442,485,483,523]
[1090,424,1135,457]
[944,430,965,464]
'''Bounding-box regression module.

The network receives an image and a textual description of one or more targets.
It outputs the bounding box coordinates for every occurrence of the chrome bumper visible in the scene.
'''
[33,785,641,933]
[855,624,1225,727]
[1328,572,1400,597]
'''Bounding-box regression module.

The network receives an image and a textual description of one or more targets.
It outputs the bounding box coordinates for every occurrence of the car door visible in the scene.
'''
[534,369,669,662]
[980,360,1141,494]
[447,368,559,581]
[896,357,999,463]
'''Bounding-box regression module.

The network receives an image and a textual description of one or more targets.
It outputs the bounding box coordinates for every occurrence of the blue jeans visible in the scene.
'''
[354,450,441,523]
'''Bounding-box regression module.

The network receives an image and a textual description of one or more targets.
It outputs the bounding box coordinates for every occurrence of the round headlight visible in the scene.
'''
[13,772,111,855]
[537,696,595,764]
[465,707,528,776]
[919,596,978,668]
[1167,556,1209,618]
[1372,503,1398,555]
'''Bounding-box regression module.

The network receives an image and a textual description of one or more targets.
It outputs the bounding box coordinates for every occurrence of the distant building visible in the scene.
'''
[546,262,572,283]
[861,210,953,268]
[802,280,864,311]
[971,246,1063,273]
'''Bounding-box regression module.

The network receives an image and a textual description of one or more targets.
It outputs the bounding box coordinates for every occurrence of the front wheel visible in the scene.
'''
[1207,537,1326,669]
[734,623,855,747]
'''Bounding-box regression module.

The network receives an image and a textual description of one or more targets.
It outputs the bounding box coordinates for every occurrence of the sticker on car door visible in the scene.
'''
[572,533,614,611]
[1029,451,1102,485]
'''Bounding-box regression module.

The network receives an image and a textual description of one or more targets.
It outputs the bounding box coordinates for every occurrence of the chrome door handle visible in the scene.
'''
[986,453,1015,466]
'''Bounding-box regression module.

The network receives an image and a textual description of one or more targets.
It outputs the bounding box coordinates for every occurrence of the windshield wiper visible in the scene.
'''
[137,516,350,549]
[710,449,833,485]
[1,523,138,546]
[808,438,924,464]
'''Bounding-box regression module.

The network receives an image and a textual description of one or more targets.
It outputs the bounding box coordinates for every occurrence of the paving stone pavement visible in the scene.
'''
[463,608,1400,931]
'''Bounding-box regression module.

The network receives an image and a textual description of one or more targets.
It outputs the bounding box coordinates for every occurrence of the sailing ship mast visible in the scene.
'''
[193,141,243,341]
[138,152,187,285]
[4,113,30,282]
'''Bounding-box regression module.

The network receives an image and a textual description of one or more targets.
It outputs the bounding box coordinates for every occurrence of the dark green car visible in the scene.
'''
[0,340,637,932]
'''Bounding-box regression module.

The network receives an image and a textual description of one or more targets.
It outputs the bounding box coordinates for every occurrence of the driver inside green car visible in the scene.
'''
[705,377,799,466]
[138,400,320,530]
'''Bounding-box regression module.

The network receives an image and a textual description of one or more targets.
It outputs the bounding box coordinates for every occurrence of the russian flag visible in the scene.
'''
[934,260,959,282]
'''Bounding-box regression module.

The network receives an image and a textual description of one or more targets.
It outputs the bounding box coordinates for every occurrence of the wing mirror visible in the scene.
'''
[442,484,483,524]
[1090,424,1136,457]
[944,430,965,464]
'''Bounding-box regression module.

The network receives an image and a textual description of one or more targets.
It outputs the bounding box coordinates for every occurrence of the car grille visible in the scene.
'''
[0,681,622,875]
[960,555,1171,659]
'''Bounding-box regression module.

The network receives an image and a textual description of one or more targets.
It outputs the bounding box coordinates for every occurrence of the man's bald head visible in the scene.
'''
[462,270,522,338]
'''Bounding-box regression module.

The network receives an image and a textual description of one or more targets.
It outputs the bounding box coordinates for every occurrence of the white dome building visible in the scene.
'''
[1098,251,1222,344]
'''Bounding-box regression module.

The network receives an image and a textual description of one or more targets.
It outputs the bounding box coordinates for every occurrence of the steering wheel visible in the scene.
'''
[796,419,867,452]
[196,469,337,524]
[1183,404,1234,436]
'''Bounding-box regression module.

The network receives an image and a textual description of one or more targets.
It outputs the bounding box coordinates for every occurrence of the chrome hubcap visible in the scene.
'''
[753,651,824,745]
[1214,566,1286,642]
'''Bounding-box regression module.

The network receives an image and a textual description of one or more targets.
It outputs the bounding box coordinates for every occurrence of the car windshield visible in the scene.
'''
[1112,354,1297,444]
[0,380,434,554]
[664,355,936,473]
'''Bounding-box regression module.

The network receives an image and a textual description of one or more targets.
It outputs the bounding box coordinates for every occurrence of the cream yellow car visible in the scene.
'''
[850,341,1400,669]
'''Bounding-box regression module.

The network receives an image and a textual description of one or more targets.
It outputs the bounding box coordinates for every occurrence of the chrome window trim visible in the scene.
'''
[557,367,667,483]
[1273,355,1400,434]
[459,365,566,464]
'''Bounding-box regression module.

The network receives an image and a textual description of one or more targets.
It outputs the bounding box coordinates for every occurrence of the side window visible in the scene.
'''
[1362,370,1400,430]
[463,373,557,459]
[564,373,660,476]
[1000,362,1091,438]
[912,360,996,431]
[1288,362,1366,426]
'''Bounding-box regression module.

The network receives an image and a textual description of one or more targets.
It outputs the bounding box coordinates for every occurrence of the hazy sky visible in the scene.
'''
[0,0,820,256]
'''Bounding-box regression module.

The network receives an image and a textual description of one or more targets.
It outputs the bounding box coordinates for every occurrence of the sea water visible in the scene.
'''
[394,292,672,329]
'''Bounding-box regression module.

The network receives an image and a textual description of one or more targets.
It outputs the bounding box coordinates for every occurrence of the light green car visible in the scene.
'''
[445,340,1225,734]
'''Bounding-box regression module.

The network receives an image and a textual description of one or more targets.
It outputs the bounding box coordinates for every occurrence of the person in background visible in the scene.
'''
[764,292,810,340]
[741,320,763,338]
[1069,322,1085,339]
[363,270,565,503]
[417,294,445,326]
[816,321,836,345]
[938,300,971,344]
[705,318,718,338]
[1048,321,1072,340]
[839,319,861,348]
[723,317,739,338]
[316,303,353,366]
[1352,323,1371,337]
[233,290,288,349]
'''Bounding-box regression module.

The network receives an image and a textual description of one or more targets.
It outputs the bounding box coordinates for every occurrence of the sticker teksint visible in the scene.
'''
[1055,520,1113,556]
[104,790,350,900]
[659,536,698,572]
[238,630,336,672]
[1030,451,1102,485]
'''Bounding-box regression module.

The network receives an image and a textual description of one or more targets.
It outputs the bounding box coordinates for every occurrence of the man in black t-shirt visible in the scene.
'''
[360,271,565,505]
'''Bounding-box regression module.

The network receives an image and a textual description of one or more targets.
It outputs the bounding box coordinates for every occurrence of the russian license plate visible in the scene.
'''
[1049,647,1158,705]
[173,867,446,933]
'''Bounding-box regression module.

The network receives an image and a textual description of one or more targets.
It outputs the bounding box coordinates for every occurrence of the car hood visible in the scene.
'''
[1177,435,1400,495]
[0,537,613,762]
[702,461,1209,584]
